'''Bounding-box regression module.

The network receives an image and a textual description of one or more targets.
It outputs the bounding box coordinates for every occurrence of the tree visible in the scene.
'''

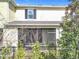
[58,0,79,59]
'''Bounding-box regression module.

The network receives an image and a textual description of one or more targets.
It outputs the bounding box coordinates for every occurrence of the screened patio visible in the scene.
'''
[18,28,56,50]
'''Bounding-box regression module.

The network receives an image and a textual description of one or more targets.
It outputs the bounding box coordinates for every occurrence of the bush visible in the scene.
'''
[2,47,11,59]
[32,41,41,59]
[15,41,26,59]
[31,41,57,59]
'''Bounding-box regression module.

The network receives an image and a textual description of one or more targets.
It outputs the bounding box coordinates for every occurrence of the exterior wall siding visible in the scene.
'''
[0,2,9,28]
[3,28,18,47]
[9,1,16,22]
[0,0,16,28]
[15,9,65,21]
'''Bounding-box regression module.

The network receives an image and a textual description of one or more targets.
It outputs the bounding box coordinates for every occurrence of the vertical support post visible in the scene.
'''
[12,46,16,59]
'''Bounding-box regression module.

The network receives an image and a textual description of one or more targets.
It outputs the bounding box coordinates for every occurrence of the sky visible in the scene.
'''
[16,0,71,6]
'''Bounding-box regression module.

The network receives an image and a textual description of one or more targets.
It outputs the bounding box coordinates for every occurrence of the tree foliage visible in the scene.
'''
[58,0,79,59]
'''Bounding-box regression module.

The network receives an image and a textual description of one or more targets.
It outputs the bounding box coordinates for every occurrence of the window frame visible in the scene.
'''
[47,29,56,47]
[18,28,56,45]
[18,28,56,50]
[25,9,36,19]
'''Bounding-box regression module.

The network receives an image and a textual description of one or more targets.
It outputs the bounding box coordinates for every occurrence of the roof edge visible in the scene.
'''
[9,0,16,6]
[16,4,67,8]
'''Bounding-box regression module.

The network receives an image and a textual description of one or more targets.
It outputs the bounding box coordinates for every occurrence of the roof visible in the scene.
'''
[16,5,66,8]
[6,21,62,25]
[5,21,62,28]
[16,5,66,10]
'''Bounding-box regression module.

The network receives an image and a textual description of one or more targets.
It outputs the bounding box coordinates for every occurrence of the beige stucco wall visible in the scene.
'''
[0,0,16,28]
[0,1,9,28]
[3,28,18,47]
[9,1,16,21]
[15,8,65,21]
[0,0,17,47]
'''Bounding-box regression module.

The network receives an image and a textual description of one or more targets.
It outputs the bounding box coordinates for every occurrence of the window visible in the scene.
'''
[18,28,56,49]
[25,9,36,19]
[47,29,56,47]
[18,28,42,44]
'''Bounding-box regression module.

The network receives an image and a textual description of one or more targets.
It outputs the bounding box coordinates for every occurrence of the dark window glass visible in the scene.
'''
[0,29,3,45]
[18,28,42,44]
[47,31,56,47]
[25,9,36,19]
[25,9,27,19]
[18,28,56,49]
[38,29,42,43]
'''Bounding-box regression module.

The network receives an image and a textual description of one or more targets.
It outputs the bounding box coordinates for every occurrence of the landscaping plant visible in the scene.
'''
[15,40,26,59]
[2,47,11,59]
[32,41,42,59]
[32,41,57,59]
[58,0,79,59]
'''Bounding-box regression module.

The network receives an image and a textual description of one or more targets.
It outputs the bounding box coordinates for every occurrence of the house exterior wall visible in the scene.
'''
[0,0,17,46]
[0,1,9,28]
[3,28,18,47]
[0,0,16,28]
[15,8,65,21]
[0,0,65,47]
[9,1,16,21]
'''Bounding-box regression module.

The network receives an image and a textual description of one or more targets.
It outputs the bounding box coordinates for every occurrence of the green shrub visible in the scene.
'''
[15,41,26,59]
[32,41,41,59]
[2,47,11,59]
[32,41,57,59]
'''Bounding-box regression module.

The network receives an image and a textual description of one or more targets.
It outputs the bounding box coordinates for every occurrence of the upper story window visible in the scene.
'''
[25,9,36,19]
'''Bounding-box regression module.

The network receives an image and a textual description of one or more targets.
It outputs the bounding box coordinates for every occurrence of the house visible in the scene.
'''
[0,0,66,50]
